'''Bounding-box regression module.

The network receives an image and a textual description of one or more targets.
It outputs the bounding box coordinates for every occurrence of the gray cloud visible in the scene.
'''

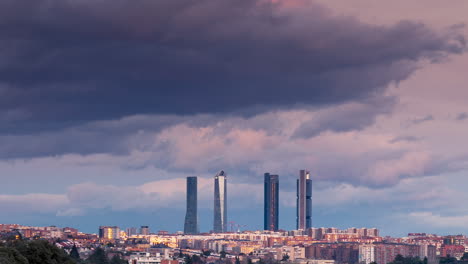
[389,135,421,144]
[0,0,465,133]
[456,112,468,120]
[411,114,435,125]
[292,96,396,138]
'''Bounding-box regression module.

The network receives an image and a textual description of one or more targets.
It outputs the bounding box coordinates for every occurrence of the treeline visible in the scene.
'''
[0,240,127,264]
[440,253,468,264]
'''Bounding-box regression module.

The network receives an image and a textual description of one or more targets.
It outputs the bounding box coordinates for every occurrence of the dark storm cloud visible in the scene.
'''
[0,0,465,132]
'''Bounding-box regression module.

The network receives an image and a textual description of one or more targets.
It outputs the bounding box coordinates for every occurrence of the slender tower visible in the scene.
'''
[264,173,279,231]
[184,176,199,234]
[296,170,312,230]
[213,170,227,233]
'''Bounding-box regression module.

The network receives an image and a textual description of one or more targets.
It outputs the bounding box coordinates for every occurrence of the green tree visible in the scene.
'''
[388,255,423,264]
[220,251,227,259]
[192,255,202,264]
[12,240,76,264]
[0,247,29,264]
[440,255,457,264]
[185,254,193,264]
[281,254,289,261]
[70,244,81,262]
[110,254,128,264]
[87,248,109,264]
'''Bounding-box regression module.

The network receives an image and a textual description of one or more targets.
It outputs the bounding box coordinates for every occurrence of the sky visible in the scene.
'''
[0,0,468,236]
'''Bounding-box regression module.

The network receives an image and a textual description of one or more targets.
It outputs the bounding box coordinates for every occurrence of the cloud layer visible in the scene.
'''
[0,0,465,131]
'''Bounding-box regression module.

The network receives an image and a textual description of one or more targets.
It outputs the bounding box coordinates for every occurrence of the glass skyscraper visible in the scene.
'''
[264,173,279,231]
[213,170,227,233]
[296,169,312,230]
[184,176,199,234]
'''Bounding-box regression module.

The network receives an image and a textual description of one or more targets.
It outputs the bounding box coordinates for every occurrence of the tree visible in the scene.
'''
[203,250,212,257]
[236,256,241,264]
[12,240,76,264]
[87,248,109,264]
[388,255,423,264]
[440,256,457,264]
[220,251,227,259]
[185,254,193,264]
[0,247,29,264]
[70,244,81,262]
[281,254,289,261]
[110,254,128,264]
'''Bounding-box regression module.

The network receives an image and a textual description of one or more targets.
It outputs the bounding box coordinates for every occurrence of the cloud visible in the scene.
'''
[410,115,435,125]
[456,112,468,120]
[406,212,468,228]
[389,135,421,144]
[0,110,449,189]
[0,0,465,132]
[0,193,68,214]
[292,96,396,138]
[312,176,455,209]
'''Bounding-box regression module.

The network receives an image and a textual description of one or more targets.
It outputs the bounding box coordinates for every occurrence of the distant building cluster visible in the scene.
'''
[2,223,468,264]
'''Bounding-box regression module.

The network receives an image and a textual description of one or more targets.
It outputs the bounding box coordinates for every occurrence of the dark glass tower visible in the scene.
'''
[213,170,227,233]
[264,173,279,231]
[296,170,312,230]
[184,176,199,234]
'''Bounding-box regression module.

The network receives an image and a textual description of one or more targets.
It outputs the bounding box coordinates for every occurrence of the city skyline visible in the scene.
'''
[0,0,467,237]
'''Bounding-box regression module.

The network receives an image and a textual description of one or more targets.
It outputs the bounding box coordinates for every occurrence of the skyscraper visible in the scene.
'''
[184,176,199,234]
[264,173,279,231]
[214,170,227,233]
[140,226,150,235]
[98,226,120,240]
[297,169,312,230]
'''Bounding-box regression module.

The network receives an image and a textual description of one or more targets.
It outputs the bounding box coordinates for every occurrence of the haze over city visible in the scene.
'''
[1,0,468,239]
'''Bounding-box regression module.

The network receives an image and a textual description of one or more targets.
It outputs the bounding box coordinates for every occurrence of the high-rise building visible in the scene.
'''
[296,169,312,230]
[99,226,120,240]
[126,227,138,236]
[214,170,227,233]
[264,173,279,231]
[140,226,150,235]
[184,176,199,234]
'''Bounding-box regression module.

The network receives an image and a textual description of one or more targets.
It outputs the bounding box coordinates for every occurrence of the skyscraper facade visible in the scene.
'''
[297,169,312,230]
[264,173,279,231]
[184,176,199,234]
[140,226,150,235]
[214,170,227,233]
[98,226,120,240]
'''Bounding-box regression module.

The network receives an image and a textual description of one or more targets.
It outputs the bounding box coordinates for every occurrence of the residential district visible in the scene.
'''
[0,170,465,264]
